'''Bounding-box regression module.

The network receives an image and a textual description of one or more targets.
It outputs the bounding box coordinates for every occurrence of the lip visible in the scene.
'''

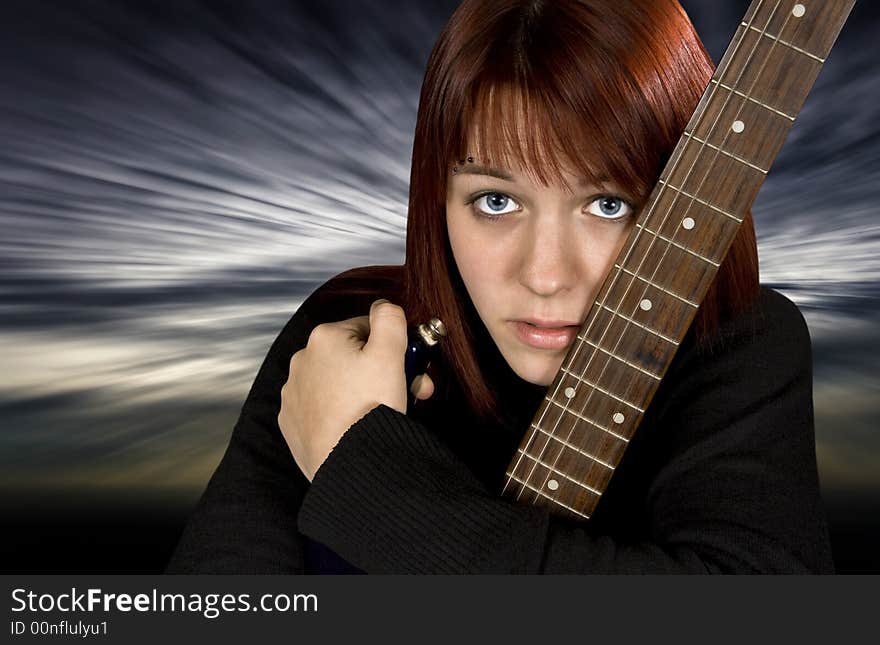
[510,320,580,350]
[516,317,581,328]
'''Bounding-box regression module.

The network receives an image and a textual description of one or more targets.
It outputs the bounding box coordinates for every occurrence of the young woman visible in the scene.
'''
[167,0,834,573]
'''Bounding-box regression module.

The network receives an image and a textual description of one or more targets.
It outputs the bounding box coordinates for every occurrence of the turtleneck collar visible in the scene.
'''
[407,322,547,491]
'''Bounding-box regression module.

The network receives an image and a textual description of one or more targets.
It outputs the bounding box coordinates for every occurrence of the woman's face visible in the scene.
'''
[446,156,637,386]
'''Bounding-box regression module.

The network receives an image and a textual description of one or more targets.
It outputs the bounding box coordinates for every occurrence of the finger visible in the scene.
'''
[364,299,408,359]
[337,315,370,344]
[308,319,366,348]
[411,373,435,400]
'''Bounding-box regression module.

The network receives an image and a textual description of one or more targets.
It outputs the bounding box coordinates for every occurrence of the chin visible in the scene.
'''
[507,354,562,387]
[491,331,564,386]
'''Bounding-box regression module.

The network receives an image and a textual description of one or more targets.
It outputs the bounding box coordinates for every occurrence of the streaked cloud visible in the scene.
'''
[0,0,877,539]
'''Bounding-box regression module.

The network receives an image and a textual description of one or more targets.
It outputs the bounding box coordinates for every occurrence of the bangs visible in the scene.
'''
[454,73,658,204]
[459,83,607,193]
[440,0,707,205]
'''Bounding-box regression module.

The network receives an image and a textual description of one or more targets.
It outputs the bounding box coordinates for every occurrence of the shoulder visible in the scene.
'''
[635,289,818,488]
[724,286,809,343]
[281,264,404,339]
[238,265,403,415]
[687,286,811,366]
[657,287,813,417]
[300,264,404,319]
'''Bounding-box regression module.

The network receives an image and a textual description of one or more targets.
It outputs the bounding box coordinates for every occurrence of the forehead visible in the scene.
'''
[458,93,606,192]
[452,156,606,193]
[457,126,612,191]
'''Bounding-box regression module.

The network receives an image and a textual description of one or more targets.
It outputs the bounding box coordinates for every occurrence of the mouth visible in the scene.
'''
[509,320,580,350]
[515,317,582,328]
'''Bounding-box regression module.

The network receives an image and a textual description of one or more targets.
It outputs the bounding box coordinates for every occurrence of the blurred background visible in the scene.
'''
[1,0,877,573]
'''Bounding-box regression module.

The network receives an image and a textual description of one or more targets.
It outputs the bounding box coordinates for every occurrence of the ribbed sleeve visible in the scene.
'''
[296,289,834,574]
[165,270,391,573]
[167,268,834,574]
[164,304,312,573]
[298,404,550,573]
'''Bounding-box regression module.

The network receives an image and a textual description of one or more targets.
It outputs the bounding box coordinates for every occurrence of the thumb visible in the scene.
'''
[365,299,408,360]
[411,373,435,400]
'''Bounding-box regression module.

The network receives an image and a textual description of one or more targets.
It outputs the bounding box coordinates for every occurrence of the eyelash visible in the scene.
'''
[465,191,635,223]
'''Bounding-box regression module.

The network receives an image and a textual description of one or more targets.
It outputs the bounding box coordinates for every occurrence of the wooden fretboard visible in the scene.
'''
[501,0,855,521]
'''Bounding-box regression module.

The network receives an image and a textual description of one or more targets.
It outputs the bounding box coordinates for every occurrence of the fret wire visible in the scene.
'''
[510,0,856,517]
[530,423,615,470]
[634,222,721,266]
[543,3,783,502]
[657,179,743,222]
[558,368,645,413]
[743,22,826,62]
[545,397,631,442]
[516,449,603,496]
[593,304,680,346]
[580,337,662,381]
[682,131,769,174]
[709,79,796,120]
[520,0,827,513]
[613,264,699,308]
[537,3,781,508]
[505,471,591,519]
[544,2,770,494]
[509,0,772,508]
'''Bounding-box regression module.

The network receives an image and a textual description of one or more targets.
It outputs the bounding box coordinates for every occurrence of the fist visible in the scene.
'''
[278,299,434,481]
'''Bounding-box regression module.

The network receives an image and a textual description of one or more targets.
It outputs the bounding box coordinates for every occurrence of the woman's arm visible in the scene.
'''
[165,275,382,573]
[164,308,312,573]
[296,289,835,573]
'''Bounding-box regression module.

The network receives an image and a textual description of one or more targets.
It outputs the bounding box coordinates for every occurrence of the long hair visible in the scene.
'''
[337,0,759,424]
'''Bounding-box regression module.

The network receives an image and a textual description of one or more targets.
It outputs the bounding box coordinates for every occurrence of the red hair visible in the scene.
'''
[335,0,759,424]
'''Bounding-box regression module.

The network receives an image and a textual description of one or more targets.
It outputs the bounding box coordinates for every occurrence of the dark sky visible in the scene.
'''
[0,0,877,571]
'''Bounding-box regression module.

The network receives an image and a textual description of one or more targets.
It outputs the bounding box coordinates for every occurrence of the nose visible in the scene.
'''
[517,213,581,297]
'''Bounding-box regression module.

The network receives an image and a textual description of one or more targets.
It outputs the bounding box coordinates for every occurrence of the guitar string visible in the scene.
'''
[531,1,798,511]
[521,0,800,510]
[507,0,795,509]
[505,0,777,502]
[508,0,781,504]
[504,0,775,502]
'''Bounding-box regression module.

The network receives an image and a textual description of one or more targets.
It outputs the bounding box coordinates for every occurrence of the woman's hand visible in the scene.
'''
[278,299,434,482]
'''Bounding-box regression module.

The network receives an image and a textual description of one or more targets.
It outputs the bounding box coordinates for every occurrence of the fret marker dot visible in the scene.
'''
[564,386,576,399]
[732,120,745,133]
[639,299,652,311]
[613,412,625,424]
[682,217,696,230]
[792,4,806,18]
[547,479,559,491]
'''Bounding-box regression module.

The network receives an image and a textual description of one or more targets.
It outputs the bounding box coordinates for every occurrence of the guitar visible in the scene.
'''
[501,0,856,521]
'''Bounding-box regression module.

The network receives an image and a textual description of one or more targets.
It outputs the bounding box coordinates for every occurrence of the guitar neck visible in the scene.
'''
[502,0,855,521]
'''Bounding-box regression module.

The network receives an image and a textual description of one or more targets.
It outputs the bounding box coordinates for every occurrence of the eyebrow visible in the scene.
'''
[454,165,514,181]
[454,164,612,188]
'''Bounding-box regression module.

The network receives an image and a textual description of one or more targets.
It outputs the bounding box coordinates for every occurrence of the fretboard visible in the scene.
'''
[501,0,855,521]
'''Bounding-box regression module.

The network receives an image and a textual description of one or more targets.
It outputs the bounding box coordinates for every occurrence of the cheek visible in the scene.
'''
[446,210,511,310]
[448,217,507,285]
[583,221,635,274]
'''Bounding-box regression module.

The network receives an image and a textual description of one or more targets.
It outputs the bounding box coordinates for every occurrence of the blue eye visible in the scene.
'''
[468,191,634,222]
[587,196,633,220]
[471,192,520,219]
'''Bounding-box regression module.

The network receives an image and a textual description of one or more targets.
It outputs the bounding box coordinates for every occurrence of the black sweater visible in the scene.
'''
[166,267,834,574]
